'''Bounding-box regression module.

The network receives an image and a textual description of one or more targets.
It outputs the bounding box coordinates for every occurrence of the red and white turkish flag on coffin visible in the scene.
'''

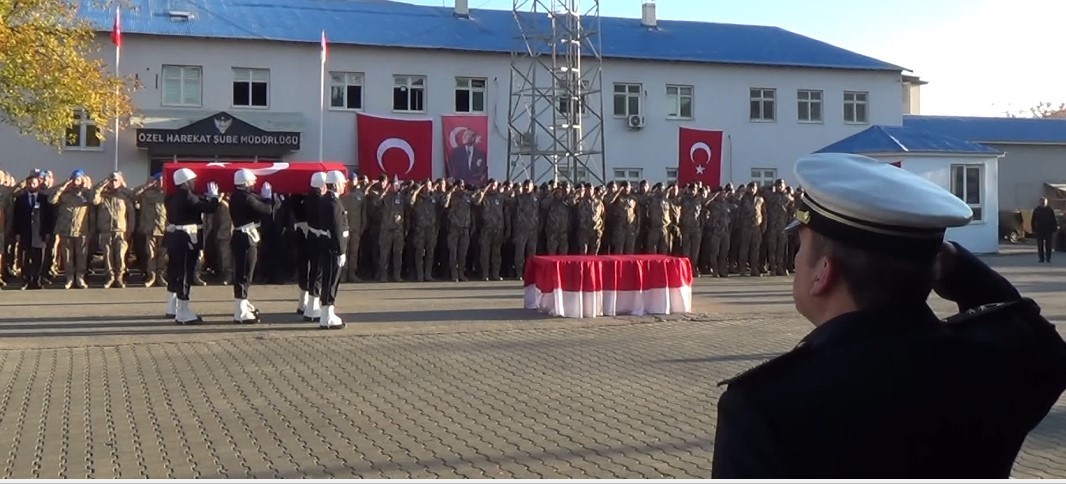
[522,256,693,318]
[677,127,723,187]
[162,161,348,195]
[356,112,433,181]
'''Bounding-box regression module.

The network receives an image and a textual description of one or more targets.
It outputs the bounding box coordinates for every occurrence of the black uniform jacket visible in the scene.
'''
[229,187,273,236]
[320,191,349,256]
[163,186,219,249]
[712,244,1066,479]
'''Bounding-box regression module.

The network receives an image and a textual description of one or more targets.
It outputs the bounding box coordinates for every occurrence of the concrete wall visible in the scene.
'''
[982,143,1066,211]
[0,35,903,186]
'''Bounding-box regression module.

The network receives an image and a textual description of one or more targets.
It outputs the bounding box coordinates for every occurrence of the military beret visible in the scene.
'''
[786,153,973,263]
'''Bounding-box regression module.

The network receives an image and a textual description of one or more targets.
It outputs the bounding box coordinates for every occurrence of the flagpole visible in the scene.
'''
[318,29,326,162]
[113,7,121,172]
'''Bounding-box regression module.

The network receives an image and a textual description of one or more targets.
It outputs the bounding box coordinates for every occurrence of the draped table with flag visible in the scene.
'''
[523,255,694,318]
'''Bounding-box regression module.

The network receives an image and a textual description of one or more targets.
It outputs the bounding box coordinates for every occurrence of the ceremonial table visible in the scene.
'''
[522,255,693,319]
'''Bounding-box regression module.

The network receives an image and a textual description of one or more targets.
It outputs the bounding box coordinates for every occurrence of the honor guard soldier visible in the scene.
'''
[293,172,327,319]
[163,168,220,324]
[712,153,1066,478]
[300,172,328,321]
[229,169,274,324]
[317,170,349,329]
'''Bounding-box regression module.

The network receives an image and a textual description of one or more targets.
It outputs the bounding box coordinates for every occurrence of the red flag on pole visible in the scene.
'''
[320,30,328,64]
[677,127,723,186]
[111,8,121,47]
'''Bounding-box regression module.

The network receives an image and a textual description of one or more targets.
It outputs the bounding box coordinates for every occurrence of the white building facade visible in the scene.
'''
[0,3,906,186]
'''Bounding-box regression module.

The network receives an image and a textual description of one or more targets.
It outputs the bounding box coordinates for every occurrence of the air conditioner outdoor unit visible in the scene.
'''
[627,115,645,129]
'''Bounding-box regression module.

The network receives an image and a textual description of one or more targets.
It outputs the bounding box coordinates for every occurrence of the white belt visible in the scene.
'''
[308,227,330,237]
[236,222,261,244]
[166,224,203,245]
[294,222,309,235]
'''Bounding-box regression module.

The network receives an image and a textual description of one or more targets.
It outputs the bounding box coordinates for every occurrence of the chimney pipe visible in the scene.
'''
[641,0,657,28]
[454,0,469,18]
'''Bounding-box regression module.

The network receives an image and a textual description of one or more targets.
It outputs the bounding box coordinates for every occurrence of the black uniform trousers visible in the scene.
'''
[1036,232,1054,262]
[296,231,322,296]
[165,232,200,300]
[231,231,258,299]
[20,246,44,287]
[319,252,341,306]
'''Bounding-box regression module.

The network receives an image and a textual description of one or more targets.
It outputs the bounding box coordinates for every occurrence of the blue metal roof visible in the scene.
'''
[78,0,902,72]
[903,115,1066,145]
[815,125,1002,155]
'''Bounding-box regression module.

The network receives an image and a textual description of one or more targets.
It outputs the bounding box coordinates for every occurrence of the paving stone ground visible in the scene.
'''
[0,245,1063,478]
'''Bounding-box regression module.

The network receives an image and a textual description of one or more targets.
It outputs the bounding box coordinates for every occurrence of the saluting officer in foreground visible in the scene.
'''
[163,168,220,324]
[317,170,349,329]
[228,169,274,324]
[712,153,1066,478]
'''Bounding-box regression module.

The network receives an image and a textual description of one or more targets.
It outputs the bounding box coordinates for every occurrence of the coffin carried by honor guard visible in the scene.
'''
[162,162,348,195]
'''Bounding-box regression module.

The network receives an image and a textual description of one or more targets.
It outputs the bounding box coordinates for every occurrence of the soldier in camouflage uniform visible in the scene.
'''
[511,180,539,278]
[92,172,135,288]
[476,180,506,281]
[544,187,571,255]
[609,181,639,254]
[49,170,93,289]
[410,180,441,282]
[340,175,367,282]
[736,182,766,277]
[134,173,167,287]
[645,184,671,254]
[445,181,474,281]
[763,179,791,276]
[575,183,604,255]
[679,183,705,274]
[702,188,732,277]
[374,180,408,282]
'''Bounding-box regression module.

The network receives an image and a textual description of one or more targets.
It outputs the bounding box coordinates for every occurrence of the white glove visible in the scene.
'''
[206,181,220,198]
[260,181,273,199]
[338,254,347,269]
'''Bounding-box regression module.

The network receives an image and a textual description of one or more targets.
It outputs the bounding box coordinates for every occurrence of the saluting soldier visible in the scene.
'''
[340,174,367,283]
[679,183,705,272]
[713,153,1066,478]
[317,170,349,329]
[228,169,274,324]
[445,181,474,282]
[476,180,506,281]
[645,184,671,254]
[410,180,440,282]
[544,187,571,255]
[163,168,219,324]
[49,169,93,289]
[703,188,732,278]
[511,181,539,278]
[609,181,639,254]
[374,178,408,283]
[575,183,604,255]
[737,182,765,277]
[763,178,792,276]
[134,173,167,287]
[92,172,135,288]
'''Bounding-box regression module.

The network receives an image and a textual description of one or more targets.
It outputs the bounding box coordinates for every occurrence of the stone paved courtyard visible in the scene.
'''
[0,247,1063,478]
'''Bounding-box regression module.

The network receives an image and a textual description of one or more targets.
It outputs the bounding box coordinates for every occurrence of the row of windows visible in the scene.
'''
[160,65,870,124]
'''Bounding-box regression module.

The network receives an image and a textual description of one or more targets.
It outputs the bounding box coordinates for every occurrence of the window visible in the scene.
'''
[666,85,693,119]
[950,164,983,221]
[329,72,364,110]
[232,68,269,107]
[65,110,101,150]
[749,88,776,121]
[393,75,426,112]
[557,166,588,183]
[614,168,642,183]
[557,79,588,115]
[161,65,202,107]
[797,89,822,122]
[613,82,642,117]
[751,168,777,187]
[844,91,869,123]
[455,77,486,113]
[665,168,678,184]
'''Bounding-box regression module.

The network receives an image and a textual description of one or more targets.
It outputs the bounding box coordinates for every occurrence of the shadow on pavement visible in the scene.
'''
[656,352,785,364]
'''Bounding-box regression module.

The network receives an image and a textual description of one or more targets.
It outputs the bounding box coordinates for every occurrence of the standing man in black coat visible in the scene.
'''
[12,170,52,289]
[293,172,327,320]
[1032,197,1059,263]
[229,169,274,324]
[163,168,220,324]
[712,153,1066,479]
[318,170,349,329]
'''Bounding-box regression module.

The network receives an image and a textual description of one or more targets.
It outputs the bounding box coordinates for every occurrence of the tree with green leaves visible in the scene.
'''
[0,0,136,148]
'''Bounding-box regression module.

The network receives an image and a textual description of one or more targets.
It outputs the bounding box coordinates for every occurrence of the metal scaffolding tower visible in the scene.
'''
[506,0,606,185]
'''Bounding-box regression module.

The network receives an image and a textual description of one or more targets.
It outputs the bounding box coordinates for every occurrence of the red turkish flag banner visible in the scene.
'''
[677,127,723,186]
[111,8,121,47]
[441,114,489,186]
[356,112,433,181]
[162,161,348,195]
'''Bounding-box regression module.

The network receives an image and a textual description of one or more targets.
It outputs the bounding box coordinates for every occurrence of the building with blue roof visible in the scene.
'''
[903,115,1066,211]
[0,0,910,188]
[816,125,1003,253]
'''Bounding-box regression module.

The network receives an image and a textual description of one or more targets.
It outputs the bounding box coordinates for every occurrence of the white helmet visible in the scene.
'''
[173,168,197,186]
[325,170,346,185]
[234,168,256,187]
[310,171,327,188]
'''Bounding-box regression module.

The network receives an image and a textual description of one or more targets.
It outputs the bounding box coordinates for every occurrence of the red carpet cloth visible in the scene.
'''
[523,255,694,318]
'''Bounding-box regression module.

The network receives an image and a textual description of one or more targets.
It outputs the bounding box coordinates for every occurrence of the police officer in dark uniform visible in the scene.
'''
[711,153,1066,478]
[292,172,327,320]
[318,170,349,329]
[229,169,274,324]
[163,168,220,324]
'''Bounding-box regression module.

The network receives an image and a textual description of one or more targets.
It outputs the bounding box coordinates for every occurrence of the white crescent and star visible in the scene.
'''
[689,142,713,176]
[250,162,290,176]
[376,138,416,175]
[448,126,466,150]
